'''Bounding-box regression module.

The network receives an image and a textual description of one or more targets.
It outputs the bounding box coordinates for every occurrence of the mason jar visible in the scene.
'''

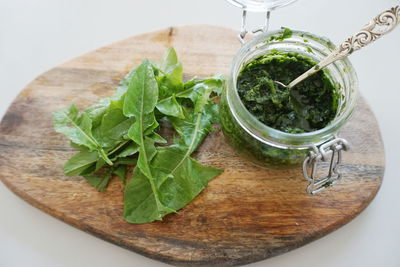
[219,29,358,193]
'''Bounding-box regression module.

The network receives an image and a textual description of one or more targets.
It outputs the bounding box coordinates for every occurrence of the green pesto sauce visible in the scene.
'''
[237,51,338,133]
[267,27,293,42]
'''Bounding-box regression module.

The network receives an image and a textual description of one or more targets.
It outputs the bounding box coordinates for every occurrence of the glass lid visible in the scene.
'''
[226,0,297,12]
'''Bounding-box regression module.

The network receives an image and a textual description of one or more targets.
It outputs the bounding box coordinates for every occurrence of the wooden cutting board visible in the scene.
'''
[0,25,384,266]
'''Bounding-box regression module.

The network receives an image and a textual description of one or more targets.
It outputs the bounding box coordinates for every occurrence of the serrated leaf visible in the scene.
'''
[55,48,226,225]
[53,105,112,165]
[123,59,173,221]
[123,105,223,223]
[53,105,96,150]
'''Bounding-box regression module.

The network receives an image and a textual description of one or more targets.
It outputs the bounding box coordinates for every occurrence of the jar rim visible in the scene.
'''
[227,29,359,148]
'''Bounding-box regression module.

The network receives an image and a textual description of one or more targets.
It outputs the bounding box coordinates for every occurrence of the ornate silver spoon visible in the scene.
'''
[275,5,400,90]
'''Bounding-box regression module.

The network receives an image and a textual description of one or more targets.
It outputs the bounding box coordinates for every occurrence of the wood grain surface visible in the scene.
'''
[0,25,384,266]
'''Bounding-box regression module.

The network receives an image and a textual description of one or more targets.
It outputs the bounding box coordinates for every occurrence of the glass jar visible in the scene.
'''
[226,0,298,12]
[219,29,358,192]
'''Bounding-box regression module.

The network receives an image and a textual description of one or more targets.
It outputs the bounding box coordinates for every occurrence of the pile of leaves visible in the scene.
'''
[53,48,224,223]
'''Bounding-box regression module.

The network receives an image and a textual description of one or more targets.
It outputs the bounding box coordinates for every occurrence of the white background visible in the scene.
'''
[1,0,399,266]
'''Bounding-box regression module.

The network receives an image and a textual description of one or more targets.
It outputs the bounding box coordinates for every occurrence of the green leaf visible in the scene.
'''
[123,106,223,223]
[123,59,173,220]
[168,105,214,150]
[83,102,110,128]
[135,137,157,179]
[148,132,167,144]
[154,146,223,211]
[124,167,174,223]
[160,62,183,92]
[94,158,106,171]
[84,86,127,127]
[155,75,223,119]
[63,150,99,176]
[159,47,178,72]
[109,97,125,110]
[156,94,185,119]
[158,48,183,96]
[123,59,158,118]
[179,77,224,113]
[55,48,226,225]
[123,60,158,176]
[80,142,135,190]
[97,108,134,148]
[114,157,137,166]
[120,67,137,87]
[143,115,159,136]
[113,165,127,184]
[53,105,113,165]
[53,105,96,150]
[154,108,223,211]
[67,140,137,177]
[83,168,113,192]
[69,141,89,151]
[110,142,139,160]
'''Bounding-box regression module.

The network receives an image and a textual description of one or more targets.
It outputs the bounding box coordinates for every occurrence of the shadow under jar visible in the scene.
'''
[219,29,358,194]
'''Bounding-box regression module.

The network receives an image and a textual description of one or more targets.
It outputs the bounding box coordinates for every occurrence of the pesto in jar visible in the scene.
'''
[237,51,338,133]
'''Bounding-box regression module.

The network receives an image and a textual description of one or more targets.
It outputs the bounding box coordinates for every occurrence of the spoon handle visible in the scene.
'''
[288,5,400,89]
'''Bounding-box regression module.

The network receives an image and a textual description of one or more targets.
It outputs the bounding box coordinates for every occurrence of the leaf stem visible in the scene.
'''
[107,140,130,155]
[169,113,202,176]
[98,148,113,165]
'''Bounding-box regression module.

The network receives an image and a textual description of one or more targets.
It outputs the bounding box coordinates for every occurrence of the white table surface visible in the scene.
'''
[1,0,399,266]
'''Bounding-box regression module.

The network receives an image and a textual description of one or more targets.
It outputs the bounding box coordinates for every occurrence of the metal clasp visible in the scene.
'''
[303,138,349,195]
[238,9,271,43]
[227,0,298,43]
